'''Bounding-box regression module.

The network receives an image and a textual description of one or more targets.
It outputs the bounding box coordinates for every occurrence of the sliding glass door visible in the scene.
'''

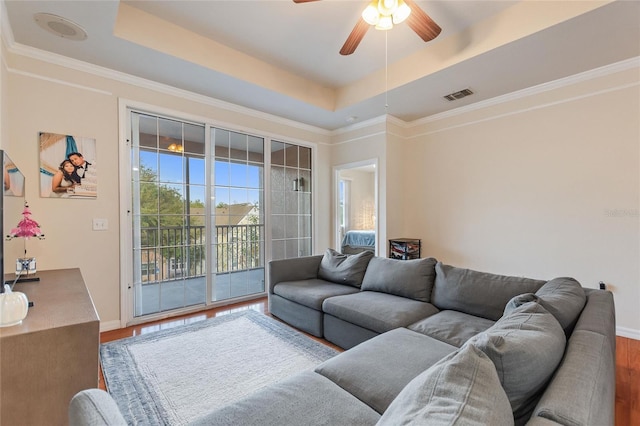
[128,109,311,319]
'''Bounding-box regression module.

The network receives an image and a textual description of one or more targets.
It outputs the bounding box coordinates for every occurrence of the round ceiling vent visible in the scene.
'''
[34,13,87,41]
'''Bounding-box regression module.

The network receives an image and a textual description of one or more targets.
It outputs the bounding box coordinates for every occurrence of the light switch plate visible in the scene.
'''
[93,218,108,231]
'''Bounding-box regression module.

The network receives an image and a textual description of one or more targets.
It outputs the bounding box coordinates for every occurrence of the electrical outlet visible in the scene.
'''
[92,218,108,231]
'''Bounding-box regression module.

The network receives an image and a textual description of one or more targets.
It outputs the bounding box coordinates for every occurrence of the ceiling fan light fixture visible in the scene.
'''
[377,0,398,16]
[375,15,394,30]
[392,0,411,24]
[362,2,380,25]
[167,143,184,152]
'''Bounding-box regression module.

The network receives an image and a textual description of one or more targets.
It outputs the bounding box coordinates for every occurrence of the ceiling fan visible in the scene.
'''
[293,0,441,55]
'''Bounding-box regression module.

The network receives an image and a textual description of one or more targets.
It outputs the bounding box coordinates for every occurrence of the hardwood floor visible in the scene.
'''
[616,335,640,425]
[99,297,639,425]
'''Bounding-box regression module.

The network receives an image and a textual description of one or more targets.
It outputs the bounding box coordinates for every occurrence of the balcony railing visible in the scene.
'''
[137,224,264,283]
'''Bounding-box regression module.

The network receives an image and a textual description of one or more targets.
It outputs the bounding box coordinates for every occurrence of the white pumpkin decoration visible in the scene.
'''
[0,284,29,327]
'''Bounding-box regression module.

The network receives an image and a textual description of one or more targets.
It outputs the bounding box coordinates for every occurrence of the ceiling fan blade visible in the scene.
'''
[292,0,320,3]
[340,18,370,56]
[404,0,442,42]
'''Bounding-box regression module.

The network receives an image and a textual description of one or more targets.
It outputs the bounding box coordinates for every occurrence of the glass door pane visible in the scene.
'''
[211,128,265,302]
[131,112,206,317]
[271,141,312,260]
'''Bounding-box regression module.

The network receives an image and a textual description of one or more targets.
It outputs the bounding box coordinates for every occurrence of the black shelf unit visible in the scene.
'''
[389,238,421,260]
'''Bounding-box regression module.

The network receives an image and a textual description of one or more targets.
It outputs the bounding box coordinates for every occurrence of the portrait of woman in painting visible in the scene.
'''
[51,159,81,195]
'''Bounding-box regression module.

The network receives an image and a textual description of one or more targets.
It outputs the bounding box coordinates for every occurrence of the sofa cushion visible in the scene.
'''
[273,279,360,310]
[467,302,566,424]
[317,248,374,287]
[361,256,437,302]
[377,345,514,426]
[408,310,495,347]
[504,278,587,337]
[322,291,439,334]
[190,371,381,426]
[529,330,615,426]
[315,328,457,414]
[69,389,128,426]
[535,277,586,334]
[432,262,546,321]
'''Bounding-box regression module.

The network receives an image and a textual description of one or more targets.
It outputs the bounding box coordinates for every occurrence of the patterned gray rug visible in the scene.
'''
[100,309,338,425]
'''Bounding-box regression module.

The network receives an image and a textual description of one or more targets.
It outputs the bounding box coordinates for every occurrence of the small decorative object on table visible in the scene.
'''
[0,284,29,327]
[5,201,45,283]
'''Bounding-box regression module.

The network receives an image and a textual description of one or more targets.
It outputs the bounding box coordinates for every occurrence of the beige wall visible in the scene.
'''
[3,49,331,328]
[3,34,638,336]
[404,65,639,334]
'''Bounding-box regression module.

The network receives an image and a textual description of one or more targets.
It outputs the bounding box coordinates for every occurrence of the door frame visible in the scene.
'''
[332,158,379,256]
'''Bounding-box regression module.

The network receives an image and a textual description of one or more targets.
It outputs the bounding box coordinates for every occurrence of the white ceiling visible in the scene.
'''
[3,0,639,131]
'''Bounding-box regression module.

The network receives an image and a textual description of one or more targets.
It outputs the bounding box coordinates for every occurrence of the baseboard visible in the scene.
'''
[100,320,123,333]
[616,326,640,340]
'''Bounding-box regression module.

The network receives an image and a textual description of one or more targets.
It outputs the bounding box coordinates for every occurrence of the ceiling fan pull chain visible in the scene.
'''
[385,31,389,110]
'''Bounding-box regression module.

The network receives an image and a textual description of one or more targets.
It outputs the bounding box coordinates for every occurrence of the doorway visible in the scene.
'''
[334,159,378,256]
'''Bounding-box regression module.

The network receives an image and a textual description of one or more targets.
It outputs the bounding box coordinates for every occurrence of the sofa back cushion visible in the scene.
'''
[503,277,587,337]
[467,302,566,423]
[535,277,586,335]
[377,344,514,426]
[431,262,546,321]
[317,249,374,287]
[361,257,437,302]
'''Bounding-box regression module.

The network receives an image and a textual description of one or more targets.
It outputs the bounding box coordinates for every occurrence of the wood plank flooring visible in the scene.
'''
[99,297,639,425]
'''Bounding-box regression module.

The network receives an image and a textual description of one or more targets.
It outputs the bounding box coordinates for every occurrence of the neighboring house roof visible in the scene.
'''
[215,203,256,226]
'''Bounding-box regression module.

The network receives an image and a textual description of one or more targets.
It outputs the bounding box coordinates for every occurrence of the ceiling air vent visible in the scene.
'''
[443,88,474,101]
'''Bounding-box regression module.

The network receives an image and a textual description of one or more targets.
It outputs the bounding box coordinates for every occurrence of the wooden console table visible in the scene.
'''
[0,268,100,426]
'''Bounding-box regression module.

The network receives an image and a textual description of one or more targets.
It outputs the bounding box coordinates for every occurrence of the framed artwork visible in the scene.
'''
[39,132,97,198]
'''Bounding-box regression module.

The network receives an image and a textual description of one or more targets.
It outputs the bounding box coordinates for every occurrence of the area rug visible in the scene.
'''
[100,309,338,426]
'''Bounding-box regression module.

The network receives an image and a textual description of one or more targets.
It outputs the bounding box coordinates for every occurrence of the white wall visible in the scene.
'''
[404,64,640,336]
[3,49,331,328]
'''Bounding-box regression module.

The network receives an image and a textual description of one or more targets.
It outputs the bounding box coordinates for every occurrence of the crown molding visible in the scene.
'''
[2,34,331,137]
[329,114,387,136]
[410,56,640,127]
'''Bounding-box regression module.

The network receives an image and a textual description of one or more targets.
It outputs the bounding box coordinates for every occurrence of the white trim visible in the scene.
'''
[7,67,112,95]
[330,115,387,136]
[3,39,330,136]
[409,81,640,139]
[616,326,640,341]
[332,158,379,256]
[411,56,640,127]
[118,98,318,326]
[121,98,318,151]
[329,56,640,145]
[118,99,133,328]
[99,320,122,333]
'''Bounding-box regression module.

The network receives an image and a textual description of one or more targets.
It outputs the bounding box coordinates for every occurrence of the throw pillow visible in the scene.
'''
[377,344,514,426]
[503,293,539,314]
[361,256,437,302]
[467,301,566,423]
[535,277,586,334]
[317,248,374,287]
[431,262,546,321]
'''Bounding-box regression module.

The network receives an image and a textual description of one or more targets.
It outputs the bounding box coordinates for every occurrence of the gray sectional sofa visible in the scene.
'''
[266,250,616,425]
[69,249,616,426]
